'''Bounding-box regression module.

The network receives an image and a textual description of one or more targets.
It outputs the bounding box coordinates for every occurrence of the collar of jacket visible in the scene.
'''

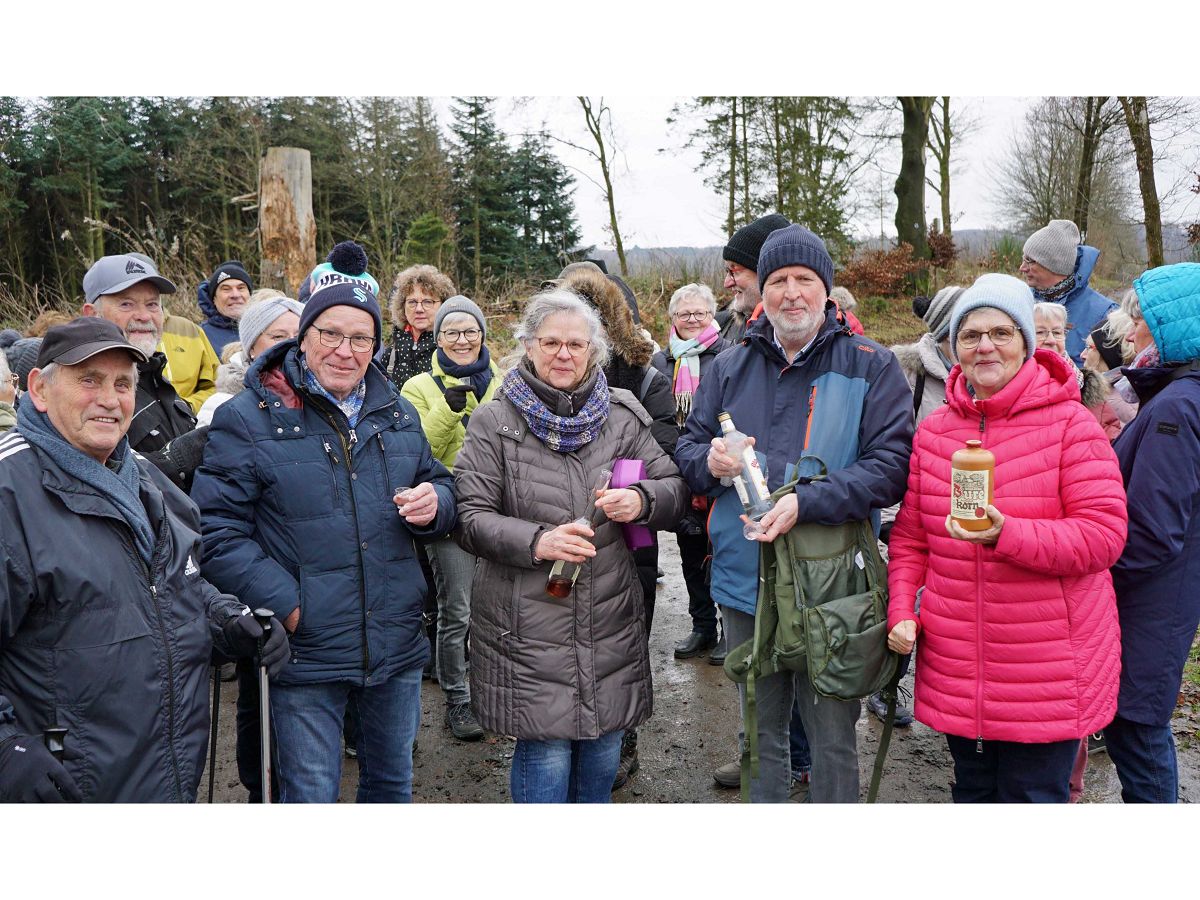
[743,302,845,367]
[1121,358,1200,405]
[32,440,165,531]
[245,340,400,433]
[945,347,1080,419]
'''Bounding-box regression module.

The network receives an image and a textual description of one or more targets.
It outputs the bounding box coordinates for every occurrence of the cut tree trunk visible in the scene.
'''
[259,147,317,294]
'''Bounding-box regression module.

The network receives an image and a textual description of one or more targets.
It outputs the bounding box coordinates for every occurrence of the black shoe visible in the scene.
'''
[713,760,740,788]
[1087,731,1107,755]
[446,702,485,741]
[866,691,914,727]
[674,630,718,659]
[612,731,640,791]
[708,633,727,666]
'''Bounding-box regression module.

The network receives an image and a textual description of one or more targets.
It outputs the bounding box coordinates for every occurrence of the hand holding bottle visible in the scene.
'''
[944,504,1005,545]
[709,435,751,483]
[744,492,798,542]
[535,520,596,563]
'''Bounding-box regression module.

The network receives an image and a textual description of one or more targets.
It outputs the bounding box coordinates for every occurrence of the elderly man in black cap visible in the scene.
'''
[717,213,791,343]
[0,318,288,802]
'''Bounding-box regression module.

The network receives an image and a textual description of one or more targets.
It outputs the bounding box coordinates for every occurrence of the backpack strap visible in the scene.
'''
[866,665,904,803]
[638,365,656,403]
[912,373,926,421]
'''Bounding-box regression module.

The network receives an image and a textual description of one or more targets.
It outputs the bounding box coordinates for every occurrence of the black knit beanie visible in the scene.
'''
[722,214,791,271]
[208,260,254,295]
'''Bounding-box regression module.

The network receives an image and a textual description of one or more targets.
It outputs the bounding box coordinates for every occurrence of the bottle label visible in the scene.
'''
[951,467,990,520]
[743,452,770,500]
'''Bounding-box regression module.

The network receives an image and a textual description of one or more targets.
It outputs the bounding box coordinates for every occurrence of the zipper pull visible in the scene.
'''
[150,583,158,597]
[978,414,986,434]
[976,736,983,754]
[349,429,358,445]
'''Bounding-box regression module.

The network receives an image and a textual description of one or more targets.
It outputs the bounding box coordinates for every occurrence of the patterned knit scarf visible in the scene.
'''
[668,322,720,425]
[1033,274,1078,303]
[301,356,366,427]
[499,365,610,453]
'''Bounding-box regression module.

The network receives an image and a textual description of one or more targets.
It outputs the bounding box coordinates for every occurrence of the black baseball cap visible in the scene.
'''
[35,317,150,368]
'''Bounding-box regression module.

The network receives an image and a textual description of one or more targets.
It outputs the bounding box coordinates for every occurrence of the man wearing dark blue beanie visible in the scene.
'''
[673,221,914,803]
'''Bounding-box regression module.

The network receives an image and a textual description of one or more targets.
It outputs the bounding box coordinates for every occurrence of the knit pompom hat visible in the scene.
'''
[921,285,966,341]
[1023,220,1080,277]
[949,273,1037,361]
[756,224,834,296]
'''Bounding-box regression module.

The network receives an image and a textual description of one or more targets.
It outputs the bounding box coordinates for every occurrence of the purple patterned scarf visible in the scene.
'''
[499,365,610,453]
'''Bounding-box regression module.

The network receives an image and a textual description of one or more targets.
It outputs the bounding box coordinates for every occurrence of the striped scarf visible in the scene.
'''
[668,322,720,425]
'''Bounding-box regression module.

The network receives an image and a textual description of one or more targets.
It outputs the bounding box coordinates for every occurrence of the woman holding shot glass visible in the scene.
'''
[453,288,687,802]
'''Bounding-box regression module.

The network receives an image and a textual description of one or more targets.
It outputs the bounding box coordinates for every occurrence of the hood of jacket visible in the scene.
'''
[196,280,237,330]
[945,347,1080,421]
[1071,244,1100,289]
[1133,261,1200,364]
[558,267,653,368]
[891,333,951,383]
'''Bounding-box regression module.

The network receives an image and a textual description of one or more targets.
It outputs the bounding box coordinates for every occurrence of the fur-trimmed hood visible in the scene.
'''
[891,333,952,383]
[557,268,653,368]
[1077,361,1110,409]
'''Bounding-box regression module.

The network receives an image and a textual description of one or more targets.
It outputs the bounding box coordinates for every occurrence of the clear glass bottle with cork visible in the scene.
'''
[950,439,995,531]
[545,468,613,598]
[717,411,774,539]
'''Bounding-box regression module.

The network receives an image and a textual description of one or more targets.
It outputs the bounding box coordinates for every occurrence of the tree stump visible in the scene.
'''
[259,147,316,295]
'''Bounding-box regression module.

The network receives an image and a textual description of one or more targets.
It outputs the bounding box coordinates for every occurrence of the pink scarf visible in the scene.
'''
[668,322,721,424]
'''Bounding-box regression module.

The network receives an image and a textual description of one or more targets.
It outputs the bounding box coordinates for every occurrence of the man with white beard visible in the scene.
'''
[82,254,197,454]
[716,214,791,344]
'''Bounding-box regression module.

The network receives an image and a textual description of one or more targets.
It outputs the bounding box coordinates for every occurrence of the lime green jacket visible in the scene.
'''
[401,353,501,471]
[160,315,220,414]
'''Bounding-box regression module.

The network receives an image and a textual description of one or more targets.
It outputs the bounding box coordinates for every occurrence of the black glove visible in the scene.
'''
[443,384,474,413]
[222,611,290,676]
[0,734,83,802]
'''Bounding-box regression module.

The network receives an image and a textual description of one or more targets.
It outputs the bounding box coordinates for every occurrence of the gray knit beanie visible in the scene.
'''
[949,274,1037,362]
[1023,219,1081,277]
[239,296,304,355]
[924,285,965,341]
[434,295,487,340]
[756,224,834,296]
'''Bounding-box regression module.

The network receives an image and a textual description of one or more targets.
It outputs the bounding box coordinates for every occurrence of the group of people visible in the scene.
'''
[1,208,1198,805]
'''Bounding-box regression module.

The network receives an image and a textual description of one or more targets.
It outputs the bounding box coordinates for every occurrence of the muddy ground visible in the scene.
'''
[204,534,1200,803]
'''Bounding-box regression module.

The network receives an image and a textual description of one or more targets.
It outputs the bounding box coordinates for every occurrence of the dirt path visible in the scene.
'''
[205,534,1200,803]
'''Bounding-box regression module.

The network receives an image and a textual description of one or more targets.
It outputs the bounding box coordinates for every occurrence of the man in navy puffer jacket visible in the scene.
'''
[193,275,456,803]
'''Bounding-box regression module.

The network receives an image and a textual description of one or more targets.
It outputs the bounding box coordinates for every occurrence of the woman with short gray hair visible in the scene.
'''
[454,288,687,803]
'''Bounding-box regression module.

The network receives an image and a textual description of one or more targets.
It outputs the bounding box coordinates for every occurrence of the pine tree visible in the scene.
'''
[511,132,582,278]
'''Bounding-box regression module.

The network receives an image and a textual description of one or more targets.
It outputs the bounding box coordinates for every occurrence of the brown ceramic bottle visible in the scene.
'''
[950,439,995,532]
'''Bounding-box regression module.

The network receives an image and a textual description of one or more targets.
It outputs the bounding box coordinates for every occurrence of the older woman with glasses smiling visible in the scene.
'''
[885,273,1127,803]
[651,283,733,660]
[383,264,456,391]
[400,296,498,742]
[453,288,687,802]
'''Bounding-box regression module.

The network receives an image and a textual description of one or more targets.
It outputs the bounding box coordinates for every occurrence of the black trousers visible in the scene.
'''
[676,529,717,635]
[945,734,1079,803]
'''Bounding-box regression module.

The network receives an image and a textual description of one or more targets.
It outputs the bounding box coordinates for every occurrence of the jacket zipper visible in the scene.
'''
[975,410,987,752]
[314,405,372,674]
[126,527,186,799]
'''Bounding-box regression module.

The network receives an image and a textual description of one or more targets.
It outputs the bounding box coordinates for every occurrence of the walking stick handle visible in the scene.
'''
[43,726,68,762]
[253,608,274,654]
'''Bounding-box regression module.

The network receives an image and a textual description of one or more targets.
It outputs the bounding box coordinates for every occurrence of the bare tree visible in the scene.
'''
[577,97,627,277]
[1058,97,1126,237]
[1119,97,1164,268]
[925,97,979,237]
[894,97,935,263]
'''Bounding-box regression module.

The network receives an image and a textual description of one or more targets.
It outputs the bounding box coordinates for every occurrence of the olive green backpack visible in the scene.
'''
[723,465,901,801]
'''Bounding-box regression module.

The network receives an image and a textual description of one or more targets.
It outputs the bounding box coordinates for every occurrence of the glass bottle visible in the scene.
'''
[950,439,995,532]
[717,412,774,540]
[545,468,613,598]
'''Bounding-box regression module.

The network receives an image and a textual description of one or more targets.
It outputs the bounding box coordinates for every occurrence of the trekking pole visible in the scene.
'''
[207,665,221,803]
[43,726,68,762]
[253,609,275,804]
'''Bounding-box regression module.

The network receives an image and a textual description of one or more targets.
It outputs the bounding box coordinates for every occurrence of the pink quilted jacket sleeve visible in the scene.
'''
[887,426,929,634]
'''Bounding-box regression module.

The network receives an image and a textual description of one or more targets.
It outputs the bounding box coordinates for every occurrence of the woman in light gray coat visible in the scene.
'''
[454,288,688,803]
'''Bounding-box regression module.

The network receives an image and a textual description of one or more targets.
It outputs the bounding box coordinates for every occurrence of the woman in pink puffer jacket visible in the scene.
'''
[886,274,1128,803]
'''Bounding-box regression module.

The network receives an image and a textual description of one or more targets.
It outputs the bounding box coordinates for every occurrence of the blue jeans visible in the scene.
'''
[426,536,475,706]
[789,700,812,777]
[270,667,423,803]
[510,731,624,803]
[1104,714,1178,803]
[945,734,1079,803]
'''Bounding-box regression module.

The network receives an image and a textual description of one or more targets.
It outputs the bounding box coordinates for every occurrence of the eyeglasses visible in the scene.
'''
[534,337,591,358]
[313,327,374,353]
[1035,328,1066,341]
[957,326,1018,349]
[405,299,438,309]
[440,328,482,343]
[673,311,712,323]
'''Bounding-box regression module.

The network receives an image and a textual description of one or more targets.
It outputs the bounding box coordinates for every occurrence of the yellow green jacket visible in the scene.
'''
[0,400,14,433]
[160,314,219,414]
[401,353,501,471]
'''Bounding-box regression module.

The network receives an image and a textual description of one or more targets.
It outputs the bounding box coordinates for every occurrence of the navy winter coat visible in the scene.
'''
[192,340,456,687]
[1054,245,1118,365]
[0,431,244,802]
[197,281,240,358]
[674,305,913,615]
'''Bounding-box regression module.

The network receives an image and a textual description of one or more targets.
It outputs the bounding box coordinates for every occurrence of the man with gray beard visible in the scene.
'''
[82,254,197,454]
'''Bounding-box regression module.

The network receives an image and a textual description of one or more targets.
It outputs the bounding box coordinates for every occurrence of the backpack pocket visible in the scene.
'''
[802,589,896,701]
